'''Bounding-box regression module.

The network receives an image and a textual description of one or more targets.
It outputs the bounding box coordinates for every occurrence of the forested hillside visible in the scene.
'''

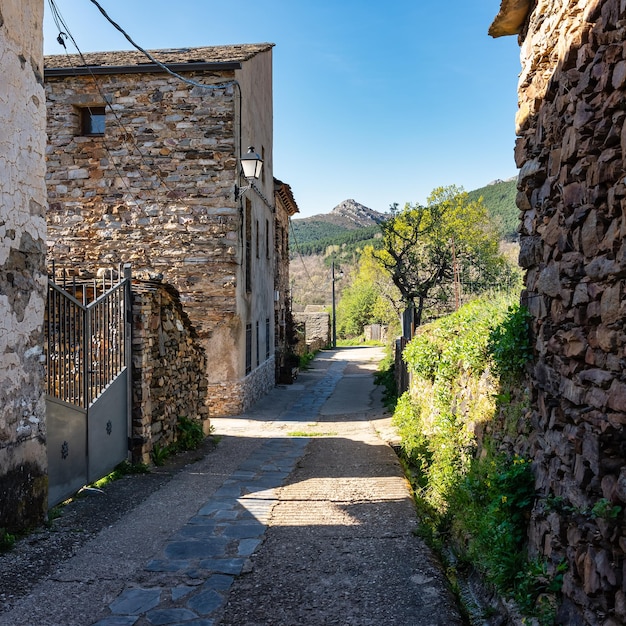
[291,179,518,261]
[467,178,518,240]
[289,180,520,307]
[291,225,381,258]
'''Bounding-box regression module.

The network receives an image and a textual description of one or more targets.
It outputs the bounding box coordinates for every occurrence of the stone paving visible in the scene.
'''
[90,362,347,626]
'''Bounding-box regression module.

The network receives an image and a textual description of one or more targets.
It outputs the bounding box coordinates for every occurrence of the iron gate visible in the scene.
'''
[45,264,132,507]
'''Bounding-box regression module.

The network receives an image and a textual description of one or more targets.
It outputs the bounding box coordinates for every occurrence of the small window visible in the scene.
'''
[81,106,106,135]
[245,323,252,374]
[255,321,260,367]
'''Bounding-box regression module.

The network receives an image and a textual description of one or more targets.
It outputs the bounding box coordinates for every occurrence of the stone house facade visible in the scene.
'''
[44,44,280,416]
[274,179,299,380]
[492,1,626,623]
[0,0,48,531]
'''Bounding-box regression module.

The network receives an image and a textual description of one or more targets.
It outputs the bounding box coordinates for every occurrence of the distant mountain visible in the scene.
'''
[299,199,386,229]
[290,199,386,257]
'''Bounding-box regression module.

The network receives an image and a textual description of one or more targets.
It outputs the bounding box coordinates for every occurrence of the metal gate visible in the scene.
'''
[45,264,132,507]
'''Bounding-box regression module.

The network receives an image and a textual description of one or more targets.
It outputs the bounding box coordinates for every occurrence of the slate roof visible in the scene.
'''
[274,179,300,217]
[44,43,274,70]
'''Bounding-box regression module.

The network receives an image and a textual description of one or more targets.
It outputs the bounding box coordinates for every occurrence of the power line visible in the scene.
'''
[87,0,236,91]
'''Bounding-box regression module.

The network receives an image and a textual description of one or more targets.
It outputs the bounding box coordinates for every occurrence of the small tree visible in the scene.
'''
[373,185,507,329]
[336,248,401,339]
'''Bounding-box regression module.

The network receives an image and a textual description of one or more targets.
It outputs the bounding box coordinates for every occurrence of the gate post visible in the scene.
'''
[124,263,132,458]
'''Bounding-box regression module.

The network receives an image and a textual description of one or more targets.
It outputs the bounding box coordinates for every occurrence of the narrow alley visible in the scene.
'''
[0,347,463,626]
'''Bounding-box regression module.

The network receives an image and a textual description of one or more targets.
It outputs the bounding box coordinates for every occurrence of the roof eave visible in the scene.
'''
[488,0,532,38]
[45,61,242,78]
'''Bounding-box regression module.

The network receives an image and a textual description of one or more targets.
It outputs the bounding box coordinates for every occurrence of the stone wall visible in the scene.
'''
[0,0,48,531]
[131,279,209,464]
[206,356,275,416]
[44,63,240,339]
[294,308,330,353]
[514,1,626,623]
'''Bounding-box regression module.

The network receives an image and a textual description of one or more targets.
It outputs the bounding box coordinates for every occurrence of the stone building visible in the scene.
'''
[274,179,299,379]
[44,44,281,416]
[492,1,626,623]
[0,0,48,530]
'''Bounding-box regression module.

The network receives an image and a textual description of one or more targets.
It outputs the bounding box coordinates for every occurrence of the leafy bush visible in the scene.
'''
[487,304,533,382]
[391,294,557,620]
[175,415,204,452]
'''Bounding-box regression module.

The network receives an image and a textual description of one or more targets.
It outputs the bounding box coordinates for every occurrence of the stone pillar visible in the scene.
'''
[0,0,48,530]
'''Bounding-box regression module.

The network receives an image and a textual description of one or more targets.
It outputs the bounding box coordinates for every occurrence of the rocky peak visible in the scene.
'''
[326,199,385,229]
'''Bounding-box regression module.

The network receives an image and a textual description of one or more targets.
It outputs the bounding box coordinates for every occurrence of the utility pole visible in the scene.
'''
[332,261,337,348]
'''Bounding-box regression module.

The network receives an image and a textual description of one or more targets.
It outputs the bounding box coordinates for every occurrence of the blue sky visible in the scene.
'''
[43,0,521,217]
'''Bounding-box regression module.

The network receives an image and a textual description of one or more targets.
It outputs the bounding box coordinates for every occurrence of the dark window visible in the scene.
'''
[245,200,252,293]
[266,318,271,360]
[81,106,106,135]
[266,219,270,259]
[245,323,252,374]
[256,219,260,259]
[256,321,260,367]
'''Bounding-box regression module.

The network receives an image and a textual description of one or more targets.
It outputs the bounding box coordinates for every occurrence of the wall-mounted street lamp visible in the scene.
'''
[235,146,263,200]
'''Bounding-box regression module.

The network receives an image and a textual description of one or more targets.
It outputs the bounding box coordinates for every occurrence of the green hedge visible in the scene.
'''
[392,296,558,623]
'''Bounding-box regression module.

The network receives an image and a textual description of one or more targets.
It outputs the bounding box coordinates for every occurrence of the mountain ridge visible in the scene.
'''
[295,199,386,230]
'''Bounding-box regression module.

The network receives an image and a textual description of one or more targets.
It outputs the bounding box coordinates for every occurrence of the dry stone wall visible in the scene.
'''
[294,308,330,353]
[0,0,48,531]
[131,278,209,464]
[515,1,626,623]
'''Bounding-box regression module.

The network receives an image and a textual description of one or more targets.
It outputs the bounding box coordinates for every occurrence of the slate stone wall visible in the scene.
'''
[0,0,48,531]
[44,70,239,340]
[130,279,209,464]
[515,2,626,622]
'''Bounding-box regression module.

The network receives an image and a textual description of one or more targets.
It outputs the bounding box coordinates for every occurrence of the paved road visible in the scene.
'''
[0,347,464,626]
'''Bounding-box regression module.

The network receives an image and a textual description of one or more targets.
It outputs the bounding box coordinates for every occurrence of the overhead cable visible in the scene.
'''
[87,0,236,91]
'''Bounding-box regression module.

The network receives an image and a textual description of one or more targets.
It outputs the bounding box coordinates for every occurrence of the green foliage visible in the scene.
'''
[92,460,150,488]
[0,528,16,553]
[450,454,535,591]
[335,247,402,340]
[466,179,518,241]
[287,430,338,437]
[590,498,622,520]
[175,415,204,452]
[373,186,514,326]
[299,350,317,369]
[391,295,555,621]
[487,304,533,381]
[151,443,170,467]
[514,558,567,625]
[373,353,398,410]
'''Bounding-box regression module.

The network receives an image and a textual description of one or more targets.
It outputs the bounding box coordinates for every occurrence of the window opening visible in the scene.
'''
[245,200,252,293]
[256,321,260,367]
[245,323,252,374]
[81,106,106,136]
